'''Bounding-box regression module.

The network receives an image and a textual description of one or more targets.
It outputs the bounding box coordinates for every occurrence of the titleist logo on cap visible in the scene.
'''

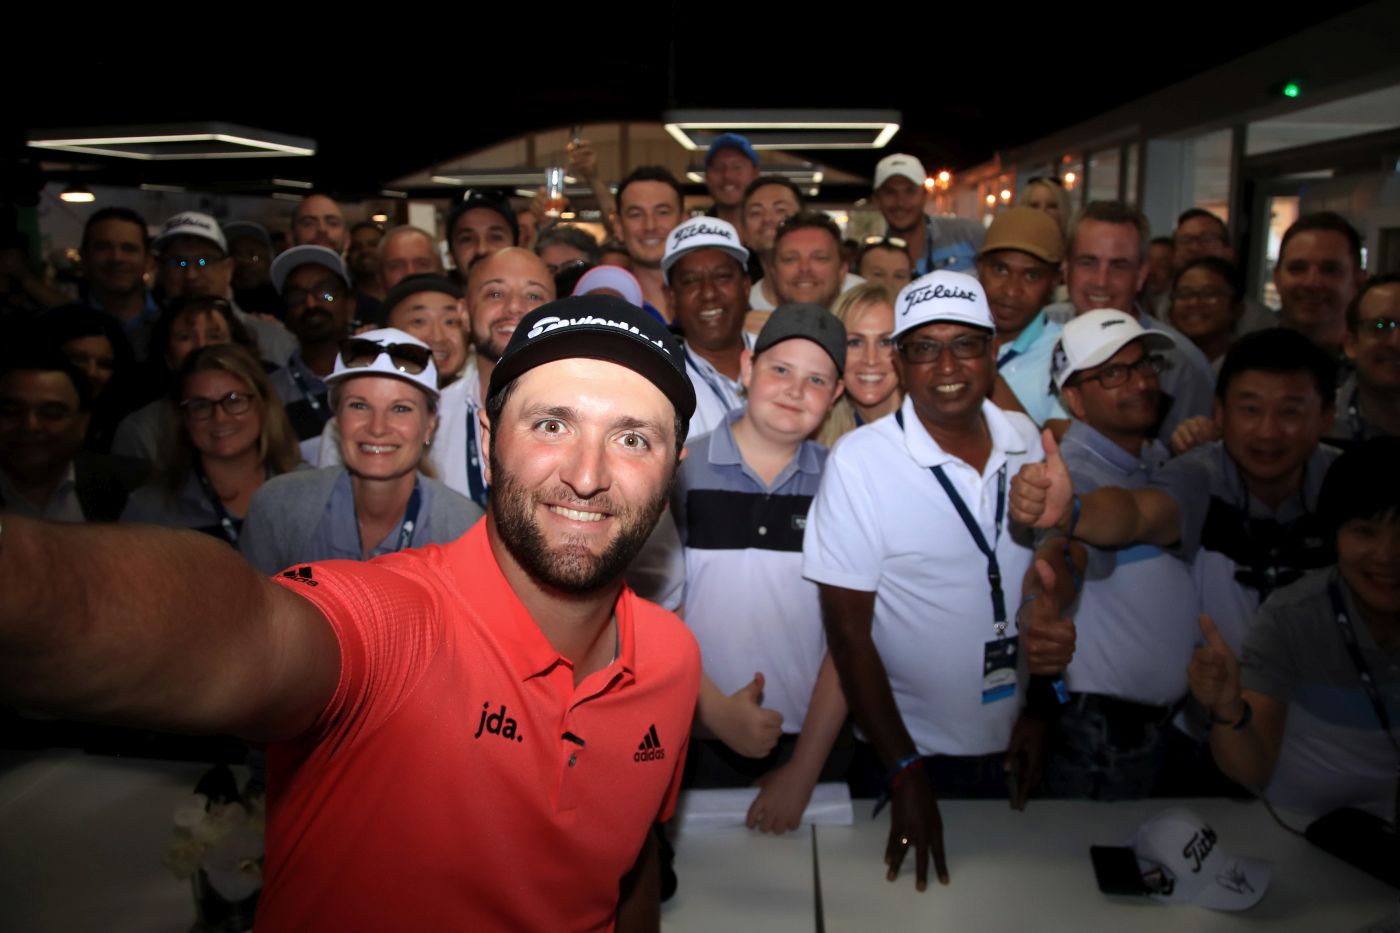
[899,282,979,316]
[165,215,216,234]
[526,314,670,354]
[672,222,734,245]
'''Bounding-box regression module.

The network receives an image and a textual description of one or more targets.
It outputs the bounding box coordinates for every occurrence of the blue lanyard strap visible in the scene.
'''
[683,346,738,412]
[288,366,329,421]
[896,409,1009,633]
[355,484,423,557]
[395,486,423,552]
[463,414,489,509]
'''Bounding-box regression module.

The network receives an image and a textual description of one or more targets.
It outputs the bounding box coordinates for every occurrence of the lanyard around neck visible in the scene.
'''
[193,460,243,545]
[354,483,423,558]
[463,413,489,509]
[1327,575,1400,828]
[896,408,1008,635]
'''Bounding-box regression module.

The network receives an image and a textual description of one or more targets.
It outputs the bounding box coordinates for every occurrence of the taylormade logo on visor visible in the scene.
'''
[526,315,670,353]
[900,282,979,316]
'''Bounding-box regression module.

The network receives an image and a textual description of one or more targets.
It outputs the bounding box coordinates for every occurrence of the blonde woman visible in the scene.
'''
[816,283,902,446]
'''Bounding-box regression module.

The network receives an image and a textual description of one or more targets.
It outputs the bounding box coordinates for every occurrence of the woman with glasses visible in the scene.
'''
[1167,257,1244,370]
[112,295,258,466]
[239,329,482,574]
[817,283,903,446]
[121,344,300,542]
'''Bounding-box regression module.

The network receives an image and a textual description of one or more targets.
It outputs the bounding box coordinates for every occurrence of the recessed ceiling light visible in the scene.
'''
[28,122,316,161]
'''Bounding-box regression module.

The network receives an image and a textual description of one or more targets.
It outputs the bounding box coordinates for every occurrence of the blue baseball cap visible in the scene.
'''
[705,133,758,167]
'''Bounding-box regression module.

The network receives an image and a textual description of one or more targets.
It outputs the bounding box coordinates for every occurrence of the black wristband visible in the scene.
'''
[1209,698,1252,730]
[1023,675,1066,721]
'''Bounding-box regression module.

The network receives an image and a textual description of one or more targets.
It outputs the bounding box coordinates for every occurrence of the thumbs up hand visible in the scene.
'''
[1012,429,1075,530]
[719,672,784,759]
[1022,559,1077,675]
[1188,614,1244,720]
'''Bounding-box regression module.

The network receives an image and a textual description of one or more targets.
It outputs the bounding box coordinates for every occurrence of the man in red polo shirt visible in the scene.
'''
[0,295,701,931]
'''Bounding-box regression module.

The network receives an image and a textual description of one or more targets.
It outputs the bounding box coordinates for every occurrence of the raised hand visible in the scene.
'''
[1187,614,1243,718]
[566,138,599,182]
[1021,559,1076,675]
[1169,415,1221,456]
[1011,429,1074,529]
[716,672,784,759]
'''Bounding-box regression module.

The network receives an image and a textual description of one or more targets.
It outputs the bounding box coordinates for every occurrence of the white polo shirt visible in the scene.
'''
[683,333,755,443]
[802,395,1042,756]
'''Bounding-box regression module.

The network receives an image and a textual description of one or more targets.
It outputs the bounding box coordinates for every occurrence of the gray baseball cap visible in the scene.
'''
[753,303,848,377]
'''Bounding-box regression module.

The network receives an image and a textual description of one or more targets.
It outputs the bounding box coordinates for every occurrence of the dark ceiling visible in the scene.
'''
[2,5,1366,203]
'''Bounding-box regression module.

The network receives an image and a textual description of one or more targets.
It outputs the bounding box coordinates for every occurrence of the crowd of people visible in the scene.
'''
[1,132,1397,926]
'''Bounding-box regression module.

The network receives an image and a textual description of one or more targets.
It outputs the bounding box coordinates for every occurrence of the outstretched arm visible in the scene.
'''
[1010,429,1182,548]
[0,517,339,742]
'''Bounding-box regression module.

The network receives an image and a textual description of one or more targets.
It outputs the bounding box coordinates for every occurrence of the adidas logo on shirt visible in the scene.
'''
[634,724,666,762]
[281,566,318,587]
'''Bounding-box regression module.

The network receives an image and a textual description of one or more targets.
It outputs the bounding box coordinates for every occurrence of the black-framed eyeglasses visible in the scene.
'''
[897,334,993,363]
[339,338,433,375]
[181,391,253,420]
[863,236,908,250]
[284,281,348,308]
[1070,354,1166,389]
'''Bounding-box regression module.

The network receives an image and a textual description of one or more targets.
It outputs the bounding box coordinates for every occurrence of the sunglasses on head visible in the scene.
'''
[339,338,433,375]
[863,236,909,249]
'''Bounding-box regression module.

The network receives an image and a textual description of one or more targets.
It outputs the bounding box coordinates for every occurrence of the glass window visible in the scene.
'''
[1087,148,1121,203]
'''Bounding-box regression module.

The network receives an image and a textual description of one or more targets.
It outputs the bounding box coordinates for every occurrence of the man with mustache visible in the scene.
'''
[268,245,357,454]
[1017,310,1201,799]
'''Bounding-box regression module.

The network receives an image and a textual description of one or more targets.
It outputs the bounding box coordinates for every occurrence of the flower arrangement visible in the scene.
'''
[164,763,264,932]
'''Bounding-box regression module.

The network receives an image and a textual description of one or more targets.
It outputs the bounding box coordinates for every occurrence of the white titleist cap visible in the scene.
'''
[1131,806,1271,911]
[892,270,993,339]
[153,211,228,254]
[661,216,750,284]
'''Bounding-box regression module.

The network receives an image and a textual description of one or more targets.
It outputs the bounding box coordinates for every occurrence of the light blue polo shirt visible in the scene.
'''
[305,470,435,562]
[1057,421,1200,705]
[996,311,1067,426]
